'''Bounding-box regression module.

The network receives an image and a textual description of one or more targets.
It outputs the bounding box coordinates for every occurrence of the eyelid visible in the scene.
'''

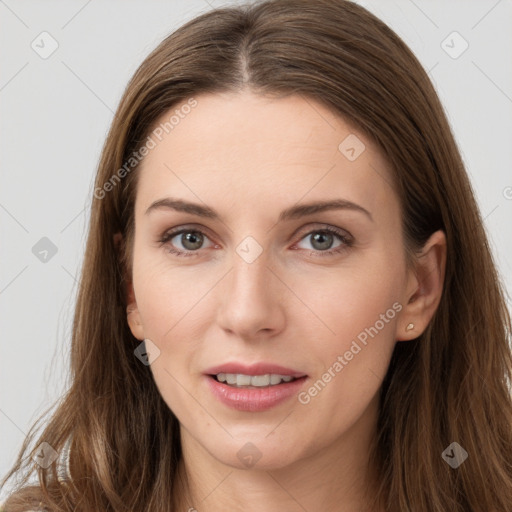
[160,223,215,240]
[292,222,352,240]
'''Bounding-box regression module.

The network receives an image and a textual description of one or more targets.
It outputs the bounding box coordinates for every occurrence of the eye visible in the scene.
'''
[294,226,353,257]
[159,228,215,257]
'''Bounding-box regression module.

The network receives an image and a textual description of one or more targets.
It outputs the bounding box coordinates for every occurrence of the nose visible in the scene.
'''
[216,245,286,341]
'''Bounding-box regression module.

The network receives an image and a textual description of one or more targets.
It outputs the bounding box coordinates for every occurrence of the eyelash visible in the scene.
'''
[158,225,353,258]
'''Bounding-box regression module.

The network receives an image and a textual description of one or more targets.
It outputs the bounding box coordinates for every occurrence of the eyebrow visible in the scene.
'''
[145,197,373,222]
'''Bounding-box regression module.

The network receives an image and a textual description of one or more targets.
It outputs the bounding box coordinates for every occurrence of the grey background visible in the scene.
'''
[1,0,511,499]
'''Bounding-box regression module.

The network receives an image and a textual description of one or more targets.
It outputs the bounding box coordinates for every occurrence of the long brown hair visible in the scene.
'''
[2,0,511,510]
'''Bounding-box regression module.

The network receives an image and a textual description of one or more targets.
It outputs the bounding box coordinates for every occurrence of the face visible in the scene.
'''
[125,90,426,471]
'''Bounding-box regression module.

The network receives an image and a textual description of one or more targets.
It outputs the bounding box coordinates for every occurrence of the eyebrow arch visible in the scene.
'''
[145,197,373,222]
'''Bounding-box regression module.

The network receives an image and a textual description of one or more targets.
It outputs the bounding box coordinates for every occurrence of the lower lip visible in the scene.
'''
[205,375,308,412]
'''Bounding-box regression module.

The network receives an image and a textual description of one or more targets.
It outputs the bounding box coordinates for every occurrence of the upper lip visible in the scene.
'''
[204,362,307,379]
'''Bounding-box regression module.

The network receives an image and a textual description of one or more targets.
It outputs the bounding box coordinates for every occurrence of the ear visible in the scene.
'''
[114,232,144,341]
[397,229,447,341]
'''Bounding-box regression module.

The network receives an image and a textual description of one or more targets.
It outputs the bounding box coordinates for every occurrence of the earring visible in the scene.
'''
[406,323,414,331]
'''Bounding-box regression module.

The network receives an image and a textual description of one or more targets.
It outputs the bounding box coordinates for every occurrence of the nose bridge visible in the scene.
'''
[217,234,285,337]
[230,237,274,303]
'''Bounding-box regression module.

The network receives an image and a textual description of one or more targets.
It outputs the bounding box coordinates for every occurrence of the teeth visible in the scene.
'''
[216,373,296,387]
[237,374,252,386]
[250,375,269,386]
[270,374,283,385]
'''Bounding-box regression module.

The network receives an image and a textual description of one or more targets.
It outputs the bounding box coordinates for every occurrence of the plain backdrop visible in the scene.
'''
[1,0,511,500]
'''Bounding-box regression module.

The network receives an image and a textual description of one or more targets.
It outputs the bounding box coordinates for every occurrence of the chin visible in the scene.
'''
[204,436,306,471]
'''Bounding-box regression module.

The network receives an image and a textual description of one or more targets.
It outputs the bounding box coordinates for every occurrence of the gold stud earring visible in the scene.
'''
[406,323,414,331]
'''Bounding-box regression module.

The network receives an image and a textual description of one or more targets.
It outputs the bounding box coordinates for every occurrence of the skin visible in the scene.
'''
[125,90,446,511]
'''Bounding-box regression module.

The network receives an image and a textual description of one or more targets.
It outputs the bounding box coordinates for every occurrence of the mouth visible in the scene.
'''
[203,364,309,412]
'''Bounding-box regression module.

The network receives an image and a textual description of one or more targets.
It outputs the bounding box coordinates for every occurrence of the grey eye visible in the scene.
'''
[165,230,214,252]
[297,231,343,252]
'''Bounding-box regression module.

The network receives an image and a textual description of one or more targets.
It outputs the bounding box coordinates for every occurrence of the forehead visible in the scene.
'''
[136,91,397,221]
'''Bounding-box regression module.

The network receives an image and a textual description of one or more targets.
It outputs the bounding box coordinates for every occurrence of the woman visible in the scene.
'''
[2,0,511,510]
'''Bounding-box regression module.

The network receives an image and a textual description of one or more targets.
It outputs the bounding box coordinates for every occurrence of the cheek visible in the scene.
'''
[131,245,218,339]
[292,251,403,403]
[293,250,405,344]
[130,255,222,413]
